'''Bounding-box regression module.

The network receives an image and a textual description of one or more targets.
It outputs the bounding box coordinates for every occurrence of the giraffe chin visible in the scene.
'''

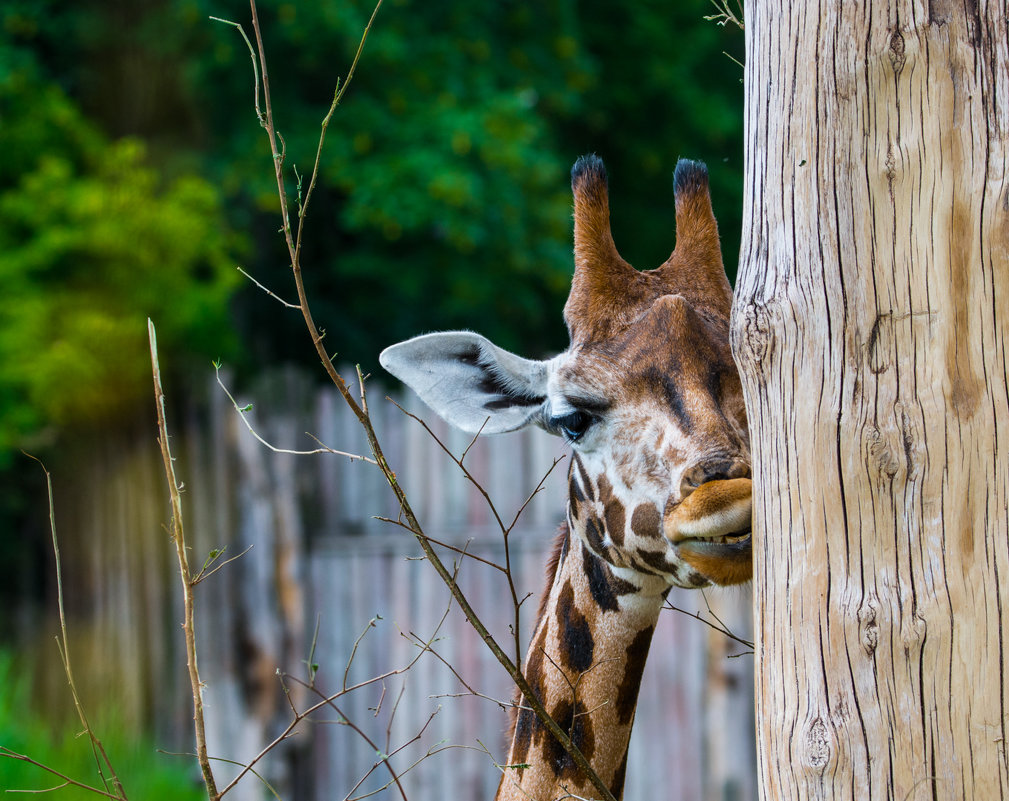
[676,537,752,585]
[664,477,753,585]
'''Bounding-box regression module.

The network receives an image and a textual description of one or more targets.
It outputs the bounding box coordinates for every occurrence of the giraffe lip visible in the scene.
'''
[676,530,751,551]
[679,529,751,546]
[664,477,753,545]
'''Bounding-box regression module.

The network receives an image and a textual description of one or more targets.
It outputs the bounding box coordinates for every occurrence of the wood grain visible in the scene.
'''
[733,2,1009,798]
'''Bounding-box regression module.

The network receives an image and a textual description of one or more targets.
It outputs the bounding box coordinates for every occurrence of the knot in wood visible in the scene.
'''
[802,717,833,772]
[858,601,879,655]
[866,425,900,480]
[731,298,774,370]
[888,30,907,72]
[897,404,923,480]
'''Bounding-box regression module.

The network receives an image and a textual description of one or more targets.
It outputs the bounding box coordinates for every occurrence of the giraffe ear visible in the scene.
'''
[379,332,549,435]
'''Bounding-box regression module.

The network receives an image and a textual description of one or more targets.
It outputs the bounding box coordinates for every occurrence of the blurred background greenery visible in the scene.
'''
[0,0,742,790]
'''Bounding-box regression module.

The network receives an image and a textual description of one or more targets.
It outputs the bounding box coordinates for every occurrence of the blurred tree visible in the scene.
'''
[0,7,240,619]
[0,59,239,460]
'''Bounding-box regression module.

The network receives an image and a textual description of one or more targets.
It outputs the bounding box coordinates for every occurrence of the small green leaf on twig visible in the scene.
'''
[294,165,304,217]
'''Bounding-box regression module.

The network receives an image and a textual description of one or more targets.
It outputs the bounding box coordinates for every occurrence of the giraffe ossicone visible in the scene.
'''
[380,154,751,800]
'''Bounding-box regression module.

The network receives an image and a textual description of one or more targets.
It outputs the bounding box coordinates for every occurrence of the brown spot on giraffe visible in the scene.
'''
[556,580,595,674]
[542,698,596,780]
[573,454,595,502]
[616,625,656,726]
[581,543,636,614]
[568,479,584,521]
[631,502,662,539]
[583,516,607,557]
[599,475,627,547]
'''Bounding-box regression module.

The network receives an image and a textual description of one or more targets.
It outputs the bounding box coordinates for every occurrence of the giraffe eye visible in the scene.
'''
[551,410,594,442]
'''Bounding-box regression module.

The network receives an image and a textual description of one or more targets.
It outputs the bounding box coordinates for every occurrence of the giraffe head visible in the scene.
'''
[380,155,751,588]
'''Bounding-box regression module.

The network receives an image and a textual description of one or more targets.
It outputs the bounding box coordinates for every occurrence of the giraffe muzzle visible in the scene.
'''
[663,477,753,585]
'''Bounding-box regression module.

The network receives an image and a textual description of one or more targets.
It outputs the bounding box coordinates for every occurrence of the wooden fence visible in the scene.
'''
[41,368,756,801]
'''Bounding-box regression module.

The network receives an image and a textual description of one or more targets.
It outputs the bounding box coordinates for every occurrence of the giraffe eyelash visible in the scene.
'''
[550,409,596,443]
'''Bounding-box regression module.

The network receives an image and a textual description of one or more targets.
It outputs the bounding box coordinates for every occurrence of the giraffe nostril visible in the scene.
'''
[679,458,750,497]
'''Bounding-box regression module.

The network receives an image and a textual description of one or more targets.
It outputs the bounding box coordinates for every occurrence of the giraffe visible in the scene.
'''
[379,154,751,800]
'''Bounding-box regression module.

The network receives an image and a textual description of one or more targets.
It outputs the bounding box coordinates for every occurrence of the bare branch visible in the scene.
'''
[214,363,377,463]
[663,593,755,650]
[372,519,510,572]
[148,320,218,799]
[703,0,744,29]
[459,418,489,464]
[209,16,263,122]
[191,544,255,586]
[22,454,126,800]
[236,266,301,308]
[293,0,385,268]
[0,749,121,800]
[344,616,381,692]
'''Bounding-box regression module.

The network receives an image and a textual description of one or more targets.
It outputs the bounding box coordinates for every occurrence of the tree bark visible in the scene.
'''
[732,2,1009,800]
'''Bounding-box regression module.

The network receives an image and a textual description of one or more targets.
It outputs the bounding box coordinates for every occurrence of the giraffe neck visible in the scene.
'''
[495,525,668,801]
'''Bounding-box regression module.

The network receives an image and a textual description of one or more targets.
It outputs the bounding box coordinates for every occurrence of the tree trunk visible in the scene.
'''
[732,2,1009,799]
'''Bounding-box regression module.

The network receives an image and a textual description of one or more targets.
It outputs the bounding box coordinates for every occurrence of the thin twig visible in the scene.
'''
[209,17,263,122]
[293,0,385,269]
[344,617,380,692]
[216,598,450,800]
[370,682,388,718]
[663,597,754,650]
[372,519,509,572]
[0,749,121,800]
[408,635,523,713]
[214,363,377,463]
[305,613,322,687]
[699,588,753,647]
[502,455,565,664]
[148,320,219,799]
[159,751,283,801]
[703,0,744,29]
[458,418,489,464]
[344,715,447,801]
[191,544,255,586]
[236,266,301,308]
[21,455,126,800]
[390,401,510,533]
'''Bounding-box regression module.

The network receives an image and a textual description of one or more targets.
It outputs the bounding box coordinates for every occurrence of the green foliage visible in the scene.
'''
[193,0,743,363]
[0,651,204,800]
[0,54,239,460]
[189,0,592,362]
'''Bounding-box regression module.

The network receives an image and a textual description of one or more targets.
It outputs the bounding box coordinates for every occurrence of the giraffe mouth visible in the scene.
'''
[663,477,753,547]
[663,478,752,585]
